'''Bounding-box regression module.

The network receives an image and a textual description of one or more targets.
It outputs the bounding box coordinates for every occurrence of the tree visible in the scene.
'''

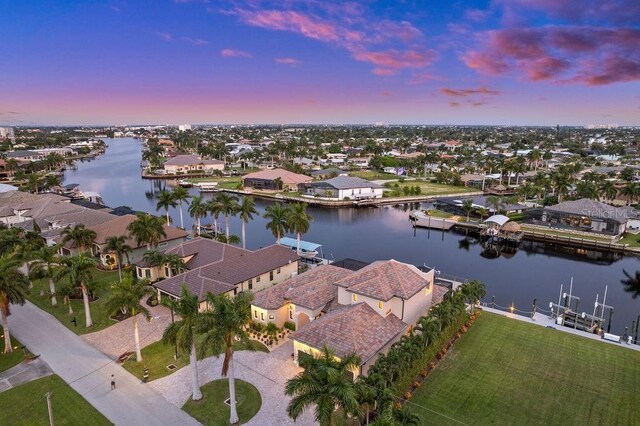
[285,346,362,426]
[263,203,289,243]
[61,224,97,254]
[621,182,640,206]
[461,199,474,222]
[206,197,223,237]
[197,292,254,425]
[188,195,207,236]
[172,186,191,229]
[54,254,97,328]
[127,213,167,250]
[237,197,258,249]
[287,203,314,255]
[599,180,618,202]
[216,193,239,241]
[30,245,61,306]
[0,255,29,353]
[162,287,203,401]
[156,190,177,226]
[104,235,132,283]
[621,270,640,299]
[104,273,154,362]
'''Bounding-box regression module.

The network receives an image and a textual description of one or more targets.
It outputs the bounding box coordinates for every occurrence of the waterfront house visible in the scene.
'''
[162,154,224,175]
[146,238,299,310]
[347,156,372,169]
[304,176,383,200]
[242,168,312,192]
[525,198,631,237]
[309,168,348,179]
[5,150,43,162]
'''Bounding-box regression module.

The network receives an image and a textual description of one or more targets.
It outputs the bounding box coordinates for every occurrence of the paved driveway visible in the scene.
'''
[0,358,52,393]
[150,340,317,425]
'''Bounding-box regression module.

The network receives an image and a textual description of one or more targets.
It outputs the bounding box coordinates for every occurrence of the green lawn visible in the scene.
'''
[348,170,399,180]
[521,224,614,243]
[28,268,120,335]
[384,180,478,196]
[122,338,268,381]
[618,233,640,247]
[409,312,640,425]
[0,375,111,425]
[421,209,454,219]
[0,338,27,373]
[182,379,261,425]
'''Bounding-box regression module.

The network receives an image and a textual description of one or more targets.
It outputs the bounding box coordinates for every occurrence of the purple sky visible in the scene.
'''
[0,0,639,126]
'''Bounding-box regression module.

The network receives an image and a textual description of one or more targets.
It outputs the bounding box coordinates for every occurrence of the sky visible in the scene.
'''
[0,0,639,126]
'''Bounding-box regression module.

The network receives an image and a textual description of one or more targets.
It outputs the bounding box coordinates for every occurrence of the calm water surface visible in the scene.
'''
[63,139,640,334]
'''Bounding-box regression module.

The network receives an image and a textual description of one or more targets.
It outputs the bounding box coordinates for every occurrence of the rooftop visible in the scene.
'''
[310,176,382,190]
[243,168,312,184]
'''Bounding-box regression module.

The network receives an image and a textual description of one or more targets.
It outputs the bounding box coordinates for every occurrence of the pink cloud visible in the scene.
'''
[371,20,423,43]
[221,48,252,58]
[353,49,436,70]
[505,0,640,25]
[464,8,490,22]
[155,31,173,41]
[372,68,396,76]
[449,101,461,108]
[183,37,208,45]
[274,57,301,65]
[464,27,640,85]
[236,10,339,42]
[440,87,501,97]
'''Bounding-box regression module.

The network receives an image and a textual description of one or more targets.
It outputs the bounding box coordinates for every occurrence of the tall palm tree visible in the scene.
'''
[188,195,207,236]
[142,250,166,267]
[621,182,640,206]
[172,186,191,229]
[104,273,154,362]
[237,197,258,249]
[104,235,132,283]
[54,254,97,328]
[163,254,186,278]
[162,287,202,401]
[206,197,223,237]
[30,245,61,306]
[599,180,618,203]
[285,346,362,426]
[0,255,29,353]
[0,227,23,255]
[216,193,239,241]
[461,199,474,222]
[263,202,289,243]
[286,203,313,255]
[127,213,167,250]
[61,224,97,254]
[156,190,177,226]
[196,292,253,425]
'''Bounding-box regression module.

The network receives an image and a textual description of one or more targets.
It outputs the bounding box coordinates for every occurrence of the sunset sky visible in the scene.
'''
[1,0,639,126]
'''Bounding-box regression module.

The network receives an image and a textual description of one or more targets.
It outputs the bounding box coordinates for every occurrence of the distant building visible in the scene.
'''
[243,168,312,191]
[305,176,383,200]
[0,127,15,141]
[162,154,224,175]
[5,150,43,162]
[178,124,192,132]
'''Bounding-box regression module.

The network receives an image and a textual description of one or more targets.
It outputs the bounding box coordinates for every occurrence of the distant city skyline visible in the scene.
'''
[1,0,639,126]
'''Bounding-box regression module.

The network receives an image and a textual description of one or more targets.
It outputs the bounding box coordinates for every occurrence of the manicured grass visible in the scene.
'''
[409,312,640,425]
[122,338,268,381]
[0,375,111,425]
[521,224,614,242]
[618,233,640,247]
[384,180,478,196]
[420,209,454,218]
[0,338,27,373]
[28,268,120,335]
[182,379,261,426]
[348,170,398,180]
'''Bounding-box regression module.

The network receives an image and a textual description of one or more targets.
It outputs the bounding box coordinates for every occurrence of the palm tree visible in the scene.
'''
[142,250,166,267]
[162,287,202,401]
[237,197,258,249]
[104,235,132,283]
[621,182,640,206]
[599,180,618,203]
[61,224,97,254]
[206,197,223,237]
[575,181,599,201]
[216,193,239,241]
[286,203,314,255]
[172,186,191,229]
[30,245,61,306]
[461,199,474,222]
[54,254,97,328]
[0,255,29,353]
[104,273,154,362]
[0,227,23,255]
[156,190,177,226]
[263,203,289,243]
[163,254,186,278]
[621,270,640,299]
[285,346,362,426]
[196,292,254,425]
[127,213,167,250]
[188,195,207,236]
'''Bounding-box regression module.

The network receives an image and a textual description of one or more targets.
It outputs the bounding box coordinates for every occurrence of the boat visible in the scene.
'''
[277,237,322,260]
[196,181,219,192]
[409,210,458,230]
[178,179,193,188]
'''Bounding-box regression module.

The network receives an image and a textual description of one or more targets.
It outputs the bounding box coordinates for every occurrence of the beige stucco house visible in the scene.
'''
[163,154,224,175]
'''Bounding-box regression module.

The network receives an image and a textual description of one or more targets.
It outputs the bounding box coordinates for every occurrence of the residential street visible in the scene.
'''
[9,301,200,426]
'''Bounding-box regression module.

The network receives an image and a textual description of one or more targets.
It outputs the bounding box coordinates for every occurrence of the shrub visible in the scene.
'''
[284,321,296,331]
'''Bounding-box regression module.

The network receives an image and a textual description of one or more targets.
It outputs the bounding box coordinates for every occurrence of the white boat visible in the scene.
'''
[277,237,321,259]
[409,210,458,230]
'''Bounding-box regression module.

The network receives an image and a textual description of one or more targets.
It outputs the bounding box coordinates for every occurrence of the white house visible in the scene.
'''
[305,176,383,200]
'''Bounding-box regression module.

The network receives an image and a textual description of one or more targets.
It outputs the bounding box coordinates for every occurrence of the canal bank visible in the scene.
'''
[61,138,640,334]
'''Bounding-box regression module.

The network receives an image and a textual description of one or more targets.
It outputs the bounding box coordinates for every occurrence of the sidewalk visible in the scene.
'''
[10,301,200,426]
[0,358,52,393]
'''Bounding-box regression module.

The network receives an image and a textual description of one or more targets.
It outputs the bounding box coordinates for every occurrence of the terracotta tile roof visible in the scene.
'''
[431,285,449,306]
[334,259,430,302]
[91,215,187,248]
[243,168,312,185]
[154,268,237,301]
[153,237,299,299]
[292,303,408,362]
[252,265,351,310]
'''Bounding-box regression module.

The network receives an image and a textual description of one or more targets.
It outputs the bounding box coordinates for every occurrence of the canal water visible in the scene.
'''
[63,138,640,335]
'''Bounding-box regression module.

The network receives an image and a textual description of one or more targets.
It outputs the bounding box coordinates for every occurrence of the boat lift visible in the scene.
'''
[548,279,611,333]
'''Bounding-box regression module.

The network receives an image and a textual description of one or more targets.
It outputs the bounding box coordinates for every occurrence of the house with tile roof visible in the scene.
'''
[242,168,312,191]
[145,238,299,310]
[162,154,224,175]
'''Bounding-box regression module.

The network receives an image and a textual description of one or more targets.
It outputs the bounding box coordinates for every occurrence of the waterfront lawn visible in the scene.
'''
[28,268,119,335]
[123,338,268,381]
[421,209,453,219]
[182,379,261,426]
[348,170,398,180]
[520,224,613,242]
[384,180,478,196]
[409,312,640,425]
[0,375,111,426]
[0,338,27,373]
[618,233,640,247]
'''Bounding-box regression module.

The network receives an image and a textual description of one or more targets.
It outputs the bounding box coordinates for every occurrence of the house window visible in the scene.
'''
[269,314,275,320]
[352,294,357,302]
[145,269,151,279]
[256,276,261,283]
[136,267,142,278]
[254,310,258,319]
[378,301,383,310]
[164,266,170,277]
[260,312,264,321]
[277,268,281,274]
[158,242,168,248]
[270,271,274,281]
[248,279,253,290]
[289,310,293,320]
